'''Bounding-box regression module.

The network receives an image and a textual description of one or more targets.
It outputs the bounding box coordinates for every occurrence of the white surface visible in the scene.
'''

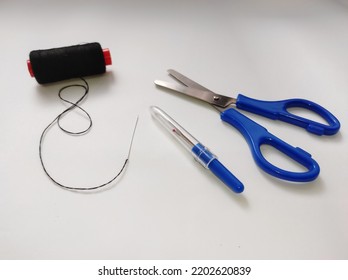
[1,0,347,259]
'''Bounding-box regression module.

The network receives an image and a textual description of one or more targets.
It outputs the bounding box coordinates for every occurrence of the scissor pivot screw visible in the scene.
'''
[213,96,220,101]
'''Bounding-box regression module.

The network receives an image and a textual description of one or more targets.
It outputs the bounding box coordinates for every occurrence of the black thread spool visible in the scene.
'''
[27,42,112,84]
[28,43,137,191]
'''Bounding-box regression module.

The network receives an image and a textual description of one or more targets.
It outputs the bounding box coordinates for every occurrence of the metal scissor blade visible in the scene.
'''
[167,69,212,92]
[154,80,236,108]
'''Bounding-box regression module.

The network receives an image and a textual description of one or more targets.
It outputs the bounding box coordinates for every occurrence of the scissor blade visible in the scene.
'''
[167,69,212,92]
[154,80,236,108]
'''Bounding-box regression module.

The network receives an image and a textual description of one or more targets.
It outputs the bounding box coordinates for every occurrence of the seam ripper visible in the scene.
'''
[150,106,244,193]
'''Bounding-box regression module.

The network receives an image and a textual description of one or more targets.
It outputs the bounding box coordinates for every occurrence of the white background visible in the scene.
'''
[1,0,347,259]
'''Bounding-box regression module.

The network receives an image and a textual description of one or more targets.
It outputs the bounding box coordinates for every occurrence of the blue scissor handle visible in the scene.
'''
[236,94,340,136]
[220,108,320,182]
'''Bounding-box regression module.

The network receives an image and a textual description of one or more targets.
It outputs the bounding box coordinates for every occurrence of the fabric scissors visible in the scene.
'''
[154,69,340,182]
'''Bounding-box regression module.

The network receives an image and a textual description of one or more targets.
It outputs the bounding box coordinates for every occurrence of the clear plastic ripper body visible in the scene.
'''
[150,106,216,168]
[150,106,198,152]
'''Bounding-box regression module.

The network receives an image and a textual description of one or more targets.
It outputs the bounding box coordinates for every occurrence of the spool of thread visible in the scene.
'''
[27,42,112,84]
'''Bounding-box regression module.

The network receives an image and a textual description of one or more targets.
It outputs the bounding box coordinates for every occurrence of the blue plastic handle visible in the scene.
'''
[208,159,244,193]
[220,108,320,182]
[192,143,244,193]
[236,94,340,136]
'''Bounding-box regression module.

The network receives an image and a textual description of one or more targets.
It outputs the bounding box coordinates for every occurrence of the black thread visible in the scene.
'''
[30,43,106,84]
[39,78,138,191]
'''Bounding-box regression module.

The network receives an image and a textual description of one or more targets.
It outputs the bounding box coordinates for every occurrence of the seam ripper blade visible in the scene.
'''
[150,106,244,193]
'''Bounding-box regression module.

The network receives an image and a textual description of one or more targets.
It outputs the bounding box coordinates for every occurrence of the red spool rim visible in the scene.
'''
[103,48,112,65]
[27,60,34,77]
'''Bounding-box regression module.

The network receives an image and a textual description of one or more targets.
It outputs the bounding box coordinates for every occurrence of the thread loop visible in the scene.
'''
[39,78,138,191]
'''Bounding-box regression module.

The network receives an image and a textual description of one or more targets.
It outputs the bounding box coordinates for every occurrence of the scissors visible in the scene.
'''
[154,69,340,182]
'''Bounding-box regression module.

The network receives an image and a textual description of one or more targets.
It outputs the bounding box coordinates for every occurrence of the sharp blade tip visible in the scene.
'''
[167,69,177,75]
[154,80,164,86]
